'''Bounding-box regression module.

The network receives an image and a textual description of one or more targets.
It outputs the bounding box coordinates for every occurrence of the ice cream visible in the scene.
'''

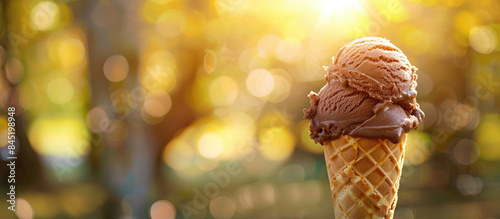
[303,37,424,218]
[304,37,424,144]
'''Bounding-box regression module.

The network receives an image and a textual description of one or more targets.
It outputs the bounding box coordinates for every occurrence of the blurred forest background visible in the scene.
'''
[1,0,500,218]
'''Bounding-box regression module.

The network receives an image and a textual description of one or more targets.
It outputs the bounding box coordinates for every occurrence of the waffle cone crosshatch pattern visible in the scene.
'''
[324,135,406,218]
[1,0,500,218]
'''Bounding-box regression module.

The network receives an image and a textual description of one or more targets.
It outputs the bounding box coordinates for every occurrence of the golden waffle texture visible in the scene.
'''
[324,134,406,219]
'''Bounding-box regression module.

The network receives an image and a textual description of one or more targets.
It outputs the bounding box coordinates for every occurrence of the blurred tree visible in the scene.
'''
[72,0,201,217]
[74,0,155,217]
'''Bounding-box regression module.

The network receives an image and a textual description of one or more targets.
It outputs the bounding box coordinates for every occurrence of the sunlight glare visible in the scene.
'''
[315,0,362,29]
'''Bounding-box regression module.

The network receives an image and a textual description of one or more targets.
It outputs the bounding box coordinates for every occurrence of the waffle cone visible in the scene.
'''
[323,134,406,219]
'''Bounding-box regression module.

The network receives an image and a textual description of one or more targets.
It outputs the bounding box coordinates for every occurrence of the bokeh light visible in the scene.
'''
[246,69,275,98]
[28,116,89,157]
[46,78,74,105]
[143,90,172,118]
[289,53,322,82]
[30,1,60,31]
[267,69,292,103]
[204,50,217,74]
[103,55,129,82]
[155,10,186,38]
[141,51,177,92]
[164,139,194,172]
[210,196,236,219]
[450,139,480,165]
[208,76,238,106]
[456,175,483,196]
[475,114,500,161]
[150,200,176,219]
[469,25,497,54]
[59,39,85,67]
[405,132,434,166]
[14,198,34,219]
[258,126,295,161]
[275,38,304,63]
[86,106,109,133]
[3,0,500,218]
[299,120,323,154]
[197,133,224,159]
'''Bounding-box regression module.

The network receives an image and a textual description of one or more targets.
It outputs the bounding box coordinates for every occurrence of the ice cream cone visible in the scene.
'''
[303,37,423,217]
[323,134,406,219]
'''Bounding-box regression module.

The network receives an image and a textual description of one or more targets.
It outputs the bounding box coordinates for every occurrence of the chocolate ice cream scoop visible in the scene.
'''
[326,37,418,111]
[304,37,424,144]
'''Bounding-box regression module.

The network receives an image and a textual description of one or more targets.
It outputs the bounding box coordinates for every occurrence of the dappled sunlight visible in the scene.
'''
[2,0,500,218]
